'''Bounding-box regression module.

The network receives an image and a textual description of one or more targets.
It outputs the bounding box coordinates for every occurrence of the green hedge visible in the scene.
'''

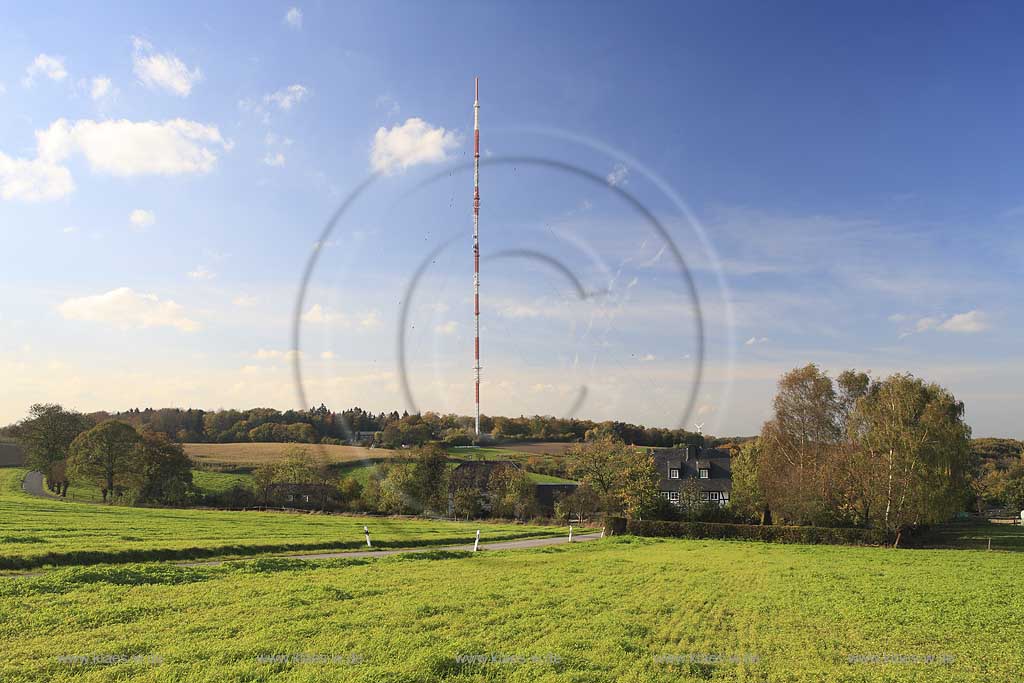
[627,519,891,546]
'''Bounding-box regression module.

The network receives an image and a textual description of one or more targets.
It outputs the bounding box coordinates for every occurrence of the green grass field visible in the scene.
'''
[0,469,563,570]
[184,442,387,470]
[57,469,256,503]
[1,536,1022,682]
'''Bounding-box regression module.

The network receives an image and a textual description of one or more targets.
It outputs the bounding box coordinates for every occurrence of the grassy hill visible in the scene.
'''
[184,442,383,470]
[0,469,563,570]
[2,535,1022,681]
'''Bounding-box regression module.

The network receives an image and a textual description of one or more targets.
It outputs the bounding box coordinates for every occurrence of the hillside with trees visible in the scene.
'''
[4,404,706,450]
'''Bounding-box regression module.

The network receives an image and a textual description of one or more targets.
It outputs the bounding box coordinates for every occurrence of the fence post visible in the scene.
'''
[569,525,573,543]
[988,537,992,552]
[364,525,371,548]
[474,529,481,552]
[600,526,605,539]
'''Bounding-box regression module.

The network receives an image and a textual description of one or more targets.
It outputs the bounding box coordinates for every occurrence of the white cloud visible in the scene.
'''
[232,295,257,307]
[132,37,202,96]
[24,54,67,85]
[435,321,458,335]
[37,118,231,176]
[301,303,340,324]
[606,163,629,187]
[129,209,155,229]
[887,313,908,323]
[640,353,656,362]
[905,310,989,336]
[370,117,460,174]
[938,310,988,333]
[744,336,769,346]
[265,84,309,110]
[284,7,303,28]
[187,266,216,280]
[263,152,285,166]
[0,153,74,201]
[63,226,79,234]
[58,287,199,332]
[89,76,113,101]
[320,351,335,360]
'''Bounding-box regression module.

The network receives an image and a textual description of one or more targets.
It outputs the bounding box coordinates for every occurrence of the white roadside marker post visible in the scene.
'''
[601,527,605,539]
[569,525,573,543]
[364,525,371,548]
[474,529,481,552]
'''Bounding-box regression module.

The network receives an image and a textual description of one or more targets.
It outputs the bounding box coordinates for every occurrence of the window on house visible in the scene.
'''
[303,495,310,503]
[709,491,720,501]
[286,494,294,501]
[700,491,709,501]
[660,491,671,500]
[699,468,710,479]
[668,491,679,503]
[669,468,680,479]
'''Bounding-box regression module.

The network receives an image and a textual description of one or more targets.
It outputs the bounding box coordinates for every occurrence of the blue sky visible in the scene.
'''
[1,1,1021,437]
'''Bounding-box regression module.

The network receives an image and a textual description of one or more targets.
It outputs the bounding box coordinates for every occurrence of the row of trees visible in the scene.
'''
[12,404,194,504]
[730,365,973,544]
[6,404,704,450]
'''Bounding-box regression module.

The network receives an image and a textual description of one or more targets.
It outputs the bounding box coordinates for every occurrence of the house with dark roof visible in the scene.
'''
[653,445,732,507]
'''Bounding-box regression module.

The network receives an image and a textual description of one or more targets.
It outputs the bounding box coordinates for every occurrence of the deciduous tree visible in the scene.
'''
[67,421,142,503]
[15,403,91,493]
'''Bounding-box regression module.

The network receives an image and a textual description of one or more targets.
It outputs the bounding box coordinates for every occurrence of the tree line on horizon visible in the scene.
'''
[2,404,707,450]
[4,364,1020,535]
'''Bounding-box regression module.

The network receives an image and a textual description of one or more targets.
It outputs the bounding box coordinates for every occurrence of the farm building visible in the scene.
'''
[654,445,732,506]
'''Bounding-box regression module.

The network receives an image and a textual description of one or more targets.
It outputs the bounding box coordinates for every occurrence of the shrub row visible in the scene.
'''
[626,519,892,546]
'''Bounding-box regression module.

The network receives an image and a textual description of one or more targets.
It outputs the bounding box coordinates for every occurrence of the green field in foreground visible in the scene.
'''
[1,537,1022,682]
[0,469,562,569]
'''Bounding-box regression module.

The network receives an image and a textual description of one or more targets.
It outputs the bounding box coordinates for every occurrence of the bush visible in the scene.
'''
[202,484,257,509]
[626,519,891,546]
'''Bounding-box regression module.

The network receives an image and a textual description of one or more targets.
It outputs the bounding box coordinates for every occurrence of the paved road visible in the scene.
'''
[179,532,603,567]
[21,470,57,498]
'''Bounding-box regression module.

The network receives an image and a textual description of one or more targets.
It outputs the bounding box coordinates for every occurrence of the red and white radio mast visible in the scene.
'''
[472,77,481,436]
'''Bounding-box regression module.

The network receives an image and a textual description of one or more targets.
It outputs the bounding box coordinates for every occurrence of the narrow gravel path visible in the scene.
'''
[21,470,58,499]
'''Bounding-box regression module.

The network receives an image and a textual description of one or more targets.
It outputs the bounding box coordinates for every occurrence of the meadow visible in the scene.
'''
[184,442,380,469]
[0,469,563,570]
[185,442,577,484]
[1,536,1021,682]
